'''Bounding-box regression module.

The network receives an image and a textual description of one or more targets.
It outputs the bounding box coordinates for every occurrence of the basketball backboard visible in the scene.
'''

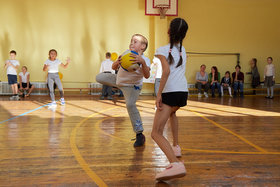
[145,0,178,17]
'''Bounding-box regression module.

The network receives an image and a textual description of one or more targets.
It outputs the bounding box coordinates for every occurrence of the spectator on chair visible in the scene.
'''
[246,58,260,95]
[99,52,114,100]
[209,66,221,98]
[232,65,244,98]
[18,66,35,97]
[195,64,209,98]
[220,71,232,97]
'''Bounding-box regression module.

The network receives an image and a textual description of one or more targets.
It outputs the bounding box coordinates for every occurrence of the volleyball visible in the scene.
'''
[111,52,118,61]
[120,50,140,72]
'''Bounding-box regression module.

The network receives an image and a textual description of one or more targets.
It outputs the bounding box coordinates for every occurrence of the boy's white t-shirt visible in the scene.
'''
[100,59,115,74]
[6,60,20,75]
[44,59,61,73]
[155,44,188,93]
[116,55,150,87]
[19,72,30,83]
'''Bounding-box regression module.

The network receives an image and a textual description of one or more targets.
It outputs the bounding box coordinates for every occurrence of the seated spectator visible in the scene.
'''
[232,65,244,98]
[195,64,209,98]
[209,66,221,98]
[18,66,35,97]
[220,71,232,97]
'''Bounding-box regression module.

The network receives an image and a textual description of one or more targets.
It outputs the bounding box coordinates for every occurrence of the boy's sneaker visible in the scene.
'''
[156,162,186,181]
[60,98,65,105]
[134,133,145,147]
[100,96,105,100]
[204,92,208,98]
[198,93,202,98]
[9,96,15,100]
[48,101,57,108]
[14,95,20,101]
[172,145,182,157]
[107,96,113,100]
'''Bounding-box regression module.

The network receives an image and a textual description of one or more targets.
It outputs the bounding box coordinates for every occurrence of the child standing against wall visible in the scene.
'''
[264,57,275,99]
[4,50,20,100]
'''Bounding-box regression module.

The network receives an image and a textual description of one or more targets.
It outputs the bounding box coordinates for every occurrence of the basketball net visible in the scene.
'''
[156,5,169,19]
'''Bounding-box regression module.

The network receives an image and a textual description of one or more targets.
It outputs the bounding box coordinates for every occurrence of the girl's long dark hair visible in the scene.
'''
[212,66,219,80]
[168,18,188,68]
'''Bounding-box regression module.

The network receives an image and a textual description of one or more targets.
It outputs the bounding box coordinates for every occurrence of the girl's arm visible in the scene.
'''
[264,66,267,78]
[43,65,49,71]
[61,58,70,69]
[155,55,170,110]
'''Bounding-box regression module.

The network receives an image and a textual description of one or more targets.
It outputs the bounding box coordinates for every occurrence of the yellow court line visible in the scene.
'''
[188,109,268,153]
[95,114,280,155]
[70,107,119,187]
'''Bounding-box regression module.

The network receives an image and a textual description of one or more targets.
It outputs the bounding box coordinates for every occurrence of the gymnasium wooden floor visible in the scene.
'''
[0,95,279,186]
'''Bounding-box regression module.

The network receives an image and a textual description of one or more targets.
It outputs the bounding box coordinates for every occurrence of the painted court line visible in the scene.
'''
[188,109,268,153]
[0,103,49,125]
[94,113,280,155]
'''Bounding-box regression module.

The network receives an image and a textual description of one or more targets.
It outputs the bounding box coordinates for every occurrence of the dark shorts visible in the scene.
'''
[18,82,33,89]
[7,74,17,85]
[162,92,188,107]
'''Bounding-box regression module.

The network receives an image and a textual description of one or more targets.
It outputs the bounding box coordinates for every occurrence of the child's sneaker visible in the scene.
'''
[14,95,20,101]
[204,92,208,98]
[198,93,202,98]
[60,98,65,105]
[156,162,186,181]
[134,133,145,147]
[172,145,182,157]
[48,101,57,108]
[9,96,15,100]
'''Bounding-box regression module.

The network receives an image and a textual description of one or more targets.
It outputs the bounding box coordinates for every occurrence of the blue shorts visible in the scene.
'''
[8,74,18,85]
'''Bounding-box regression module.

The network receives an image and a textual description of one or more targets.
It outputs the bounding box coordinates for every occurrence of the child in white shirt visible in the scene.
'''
[43,49,70,107]
[151,18,188,181]
[4,50,20,100]
[18,66,35,97]
[264,57,275,99]
[99,52,114,100]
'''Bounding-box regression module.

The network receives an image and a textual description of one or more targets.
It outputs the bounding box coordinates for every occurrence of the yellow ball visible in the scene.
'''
[111,52,118,61]
[120,50,140,72]
[58,72,63,80]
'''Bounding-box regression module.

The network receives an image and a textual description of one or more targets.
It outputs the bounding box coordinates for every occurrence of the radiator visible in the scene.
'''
[0,82,48,95]
[88,83,103,95]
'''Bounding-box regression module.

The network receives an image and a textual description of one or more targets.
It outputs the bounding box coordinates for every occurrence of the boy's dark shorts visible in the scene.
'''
[8,74,17,85]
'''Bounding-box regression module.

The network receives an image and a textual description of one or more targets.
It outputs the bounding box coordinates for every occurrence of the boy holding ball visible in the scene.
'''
[96,34,150,147]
